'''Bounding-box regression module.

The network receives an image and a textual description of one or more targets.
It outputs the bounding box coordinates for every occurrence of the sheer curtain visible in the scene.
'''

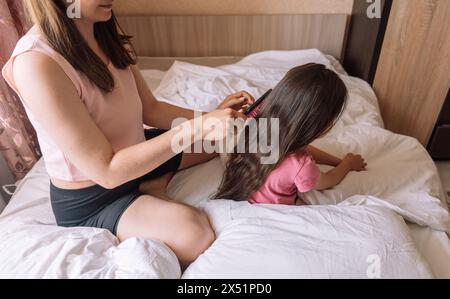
[0,0,41,180]
[0,192,5,212]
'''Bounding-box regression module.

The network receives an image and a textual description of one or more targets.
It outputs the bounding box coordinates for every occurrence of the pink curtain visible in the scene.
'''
[0,0,41,180]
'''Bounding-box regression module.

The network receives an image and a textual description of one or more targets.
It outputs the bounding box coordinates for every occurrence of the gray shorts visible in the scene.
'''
[49,129,183,235]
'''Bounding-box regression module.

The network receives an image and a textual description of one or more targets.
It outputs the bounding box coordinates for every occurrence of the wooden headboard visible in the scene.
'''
[113,0,354,16]
[115,0,354,68]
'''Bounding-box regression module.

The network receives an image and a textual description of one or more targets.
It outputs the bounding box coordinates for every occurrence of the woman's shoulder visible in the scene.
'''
[6,26,61,70]
[13,49,61,81]
[12,26,46,54]
[4,26,83,95]
[11,26,78,67]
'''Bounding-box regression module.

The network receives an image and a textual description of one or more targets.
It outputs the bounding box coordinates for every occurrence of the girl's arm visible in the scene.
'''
[307,145,342,167]
[314,154,367,190]
[13,52,241,189]
[130,66,253,129]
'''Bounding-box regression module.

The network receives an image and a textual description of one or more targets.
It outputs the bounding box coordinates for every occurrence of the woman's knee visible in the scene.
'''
[118,196,215,266]
[177,208,215,263]
[194,210,216,249]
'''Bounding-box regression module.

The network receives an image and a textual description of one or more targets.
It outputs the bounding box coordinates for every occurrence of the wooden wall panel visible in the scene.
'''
[114,0,354,16]
[373,0,450,145]
[137,56,242,71]
[118,15,349,59]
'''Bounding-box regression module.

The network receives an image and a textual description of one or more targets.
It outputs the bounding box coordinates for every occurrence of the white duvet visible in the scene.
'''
[0,50,449,279]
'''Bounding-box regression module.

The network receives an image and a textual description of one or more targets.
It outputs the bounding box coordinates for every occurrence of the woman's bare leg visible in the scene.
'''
[116,195,215,269]
[126,142,218,268]
[139,172,175,201]
[179,152,218,170]
[179,140,218,170]
[138,141,218,197]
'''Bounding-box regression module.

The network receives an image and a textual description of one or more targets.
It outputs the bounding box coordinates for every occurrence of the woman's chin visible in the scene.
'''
[94,9,113,22]
[98,13,113,22]
[85,13,112,23]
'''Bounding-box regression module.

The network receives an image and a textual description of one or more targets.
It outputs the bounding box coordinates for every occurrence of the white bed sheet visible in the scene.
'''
[1,50,449,278]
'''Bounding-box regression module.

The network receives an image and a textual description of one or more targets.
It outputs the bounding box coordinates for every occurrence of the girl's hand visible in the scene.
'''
[315,153,367,190]
[200,108,247,141]
[343,153,367,171]
[217,91,255,112]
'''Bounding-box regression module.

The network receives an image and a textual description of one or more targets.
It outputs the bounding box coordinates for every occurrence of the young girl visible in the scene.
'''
[215,63,367,205]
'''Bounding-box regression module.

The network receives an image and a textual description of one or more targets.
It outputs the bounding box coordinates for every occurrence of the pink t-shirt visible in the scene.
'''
[2,26,146,182]
[249,150,321,205]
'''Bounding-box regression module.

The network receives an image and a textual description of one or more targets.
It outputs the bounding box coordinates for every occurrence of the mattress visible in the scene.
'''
[0,50,449,278]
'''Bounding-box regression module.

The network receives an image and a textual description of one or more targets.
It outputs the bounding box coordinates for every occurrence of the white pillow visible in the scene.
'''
[303,125,449,232]
[306,126,443,204]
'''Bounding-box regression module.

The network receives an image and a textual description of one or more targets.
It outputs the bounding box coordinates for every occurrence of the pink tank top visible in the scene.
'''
[2,26,146,182]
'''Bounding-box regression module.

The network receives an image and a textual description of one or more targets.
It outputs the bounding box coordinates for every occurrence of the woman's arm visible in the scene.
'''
[14,52,240,189]
[314,153,367,190]
[130,65,254,130]
[307,145,342,167]
[130,65,196,129]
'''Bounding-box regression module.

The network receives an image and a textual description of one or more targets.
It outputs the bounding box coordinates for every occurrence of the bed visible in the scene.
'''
[0,1,449,279]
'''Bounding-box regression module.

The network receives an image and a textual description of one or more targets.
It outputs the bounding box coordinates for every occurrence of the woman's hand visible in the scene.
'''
[200,108,247,141]
[343,153,367,171]
[217,91,255,112]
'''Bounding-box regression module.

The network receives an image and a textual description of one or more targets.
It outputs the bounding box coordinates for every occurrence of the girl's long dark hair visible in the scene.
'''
[214,63,348,201]
[24,0,136,92]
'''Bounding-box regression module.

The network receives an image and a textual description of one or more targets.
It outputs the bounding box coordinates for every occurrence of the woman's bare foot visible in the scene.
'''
[139,172,175,201]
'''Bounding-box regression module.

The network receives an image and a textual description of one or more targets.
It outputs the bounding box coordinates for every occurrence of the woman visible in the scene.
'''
[2,0,253,268]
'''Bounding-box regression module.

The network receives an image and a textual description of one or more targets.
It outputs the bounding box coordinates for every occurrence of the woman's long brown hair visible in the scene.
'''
[24,0,136,92]
[214,63,348,201]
